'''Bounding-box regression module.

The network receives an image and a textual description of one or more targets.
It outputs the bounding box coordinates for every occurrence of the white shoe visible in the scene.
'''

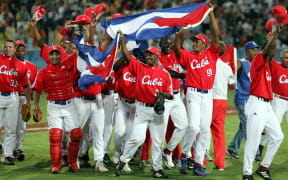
[112,151,120,164]
[123,162,132,172]
[95,160,109,172]
[205,152,213,162]
[139,159,152,167]
[76,158,80,169]
[162,151,175,169]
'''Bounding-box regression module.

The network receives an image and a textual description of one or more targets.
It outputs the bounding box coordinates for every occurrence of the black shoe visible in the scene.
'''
[5,157,15,165]
[187,158,195,170]
[16,149,25,161]
[103,153,112,165]
[79,153,91,168]
[255,167,272,180]
[115,161,125,176]
[226,149,240,159]
[61,155,68,166]
[243,175,254,180]
[154,169,168,178]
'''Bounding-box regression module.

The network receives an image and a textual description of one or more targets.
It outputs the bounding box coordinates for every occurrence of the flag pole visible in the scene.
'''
[107,33,120,79]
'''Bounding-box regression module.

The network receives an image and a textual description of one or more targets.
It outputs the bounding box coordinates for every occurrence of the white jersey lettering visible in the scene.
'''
[0,65,18,76]
[142,75,163,86]
[266,72,271,81]
[191,59,210,70]
[279,74,288,84]
[123,72,136,82]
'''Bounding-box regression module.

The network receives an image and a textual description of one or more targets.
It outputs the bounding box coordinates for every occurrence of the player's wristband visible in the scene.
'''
[60,27,68,36]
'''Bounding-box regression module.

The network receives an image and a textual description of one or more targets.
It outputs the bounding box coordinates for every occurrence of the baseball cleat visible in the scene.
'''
[115,161,125,176]
[95,160,109,172]
[69,162,79,172]
[112,150,120,164]
[187,158,195,169]
[123,162,132,172]
[4,157,15,165]
[16,149,25,161]
[139,159,152,167]
[162,151,175,169]
[51,166,61,174]
[153,169,168,178]
[226,149,240,159]
[255,167,272,180]
[61,155,68,166]
[103,153,112,166]
[243,175,254,180]
[205,151,213,162]
[179,158,187,174]
[173,159,181,168]
[193,165,209,176]
[213,166,225,171]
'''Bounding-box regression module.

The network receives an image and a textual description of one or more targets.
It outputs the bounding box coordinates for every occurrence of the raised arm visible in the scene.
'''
[174,28,184,58]
[54,21,73,47]
[88,16,97,45]
[263,22,283,64]
[208,1,220,49]
[31,19,45,49]
[113,31,130,72]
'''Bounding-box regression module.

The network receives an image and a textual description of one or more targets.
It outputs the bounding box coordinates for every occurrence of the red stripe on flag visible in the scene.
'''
[152,5,210,27]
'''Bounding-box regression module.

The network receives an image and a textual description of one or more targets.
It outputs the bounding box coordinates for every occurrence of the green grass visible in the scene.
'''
[1,92,288,179]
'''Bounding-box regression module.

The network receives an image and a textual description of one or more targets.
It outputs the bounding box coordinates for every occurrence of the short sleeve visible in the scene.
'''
[32,69,45,93]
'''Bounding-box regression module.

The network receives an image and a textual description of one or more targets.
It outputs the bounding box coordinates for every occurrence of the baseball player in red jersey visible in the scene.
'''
[159,37,188,169]
[114,32,173,178]
[173,2,220,176]
[111,56,137,172]
[0,40,31,165]
[13,40,37,161]
[243,23,284,180]
[32,46,82,174]
[271,49,288,123]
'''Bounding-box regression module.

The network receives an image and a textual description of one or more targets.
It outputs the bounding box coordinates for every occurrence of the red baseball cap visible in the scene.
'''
[112,13,124,19]
[95,3,107,19]
[48,46,61,54]
[33,5,46,21]
[192,34,208,46]
[16,40,26,47]
[145,46,160,56]
[84,7,96,19]
[72,15,91,25]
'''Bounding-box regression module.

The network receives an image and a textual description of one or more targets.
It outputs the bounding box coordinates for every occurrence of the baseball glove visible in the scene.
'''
[154,93,165,115]
[21,104,31,122]
[33,107,42,122]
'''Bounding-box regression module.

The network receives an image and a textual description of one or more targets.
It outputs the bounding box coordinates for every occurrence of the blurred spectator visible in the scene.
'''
[16,4,30,28]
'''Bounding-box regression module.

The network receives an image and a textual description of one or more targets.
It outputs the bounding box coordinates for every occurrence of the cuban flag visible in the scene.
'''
[102,2,211,49]
[73,32,119,90]
[221,44,237,75]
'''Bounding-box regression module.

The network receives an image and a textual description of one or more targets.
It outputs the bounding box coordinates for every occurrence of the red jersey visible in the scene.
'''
[249,52,273,100]
[101,71,118,92]
[129,58,172,104]
[271,59,288,97]
[179,42,220,90]
[159,50,181,91]
[17,60,38,93]
[33,53,77,101]
[40,45,68,64]
[115,56,137,99]
[74,73,102,97]
[0,54,28,93]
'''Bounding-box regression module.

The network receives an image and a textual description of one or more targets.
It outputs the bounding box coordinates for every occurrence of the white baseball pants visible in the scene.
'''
[163,92,188,151]
[120,103,166,171]
[75,95,105,161]
[181,87,213,165]
[103,93,116,153]
[0,94,19,157]
[15,95,26,150]
[243,95,283,175]
[47,99,79,132]
[114,98,136,153]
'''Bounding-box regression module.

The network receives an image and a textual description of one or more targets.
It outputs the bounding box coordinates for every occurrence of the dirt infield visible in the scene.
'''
[22,106,238,133]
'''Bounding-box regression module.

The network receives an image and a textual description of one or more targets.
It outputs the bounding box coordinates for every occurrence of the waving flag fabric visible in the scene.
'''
[73,32,118,90]
[102,2,211,49]
[221,44,237,75]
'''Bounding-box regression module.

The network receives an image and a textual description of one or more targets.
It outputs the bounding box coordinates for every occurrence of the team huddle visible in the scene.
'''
[0,2,288,180]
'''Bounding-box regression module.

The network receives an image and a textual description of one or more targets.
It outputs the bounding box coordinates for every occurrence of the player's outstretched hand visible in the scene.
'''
[208,1,215,11]
[117,30,125,41]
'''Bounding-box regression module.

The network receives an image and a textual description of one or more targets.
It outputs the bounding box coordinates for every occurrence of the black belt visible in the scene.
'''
[138,102,154,107]
[101,91,112,95]
[19,93,25,96]
[120,97,135,104]
[173,91,179,95]
[76,96,97,101]
[0,92,17,96]
[49,100,72,105]
[190,87,209,94]
[257,97,270,102]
